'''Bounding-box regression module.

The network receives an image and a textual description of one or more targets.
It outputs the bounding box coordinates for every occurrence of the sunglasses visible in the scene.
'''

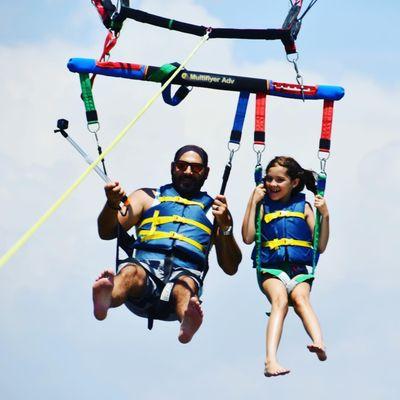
[174,160,205,174]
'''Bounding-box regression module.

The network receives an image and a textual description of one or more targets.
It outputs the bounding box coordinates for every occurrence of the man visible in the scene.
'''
[93,145,242,343]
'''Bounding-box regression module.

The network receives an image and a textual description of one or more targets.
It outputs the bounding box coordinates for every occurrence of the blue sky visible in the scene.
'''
[1,1,399,399]
[4,0,398,83]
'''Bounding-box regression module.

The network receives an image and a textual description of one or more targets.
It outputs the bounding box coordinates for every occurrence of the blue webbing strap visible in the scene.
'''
[220,91,250,194]
[230,91,250,145]
[162,84,191,106]
[202,91,250,284]
[159,62,191,106]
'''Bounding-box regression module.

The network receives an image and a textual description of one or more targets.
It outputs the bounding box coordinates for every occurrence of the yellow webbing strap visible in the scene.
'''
[262,238,313,250]
[139,215,211,234]
[264,211,305,224]
[149,210,160,234]
[158,196,205,209]
[138,230,204,252]
[0,33,210,269]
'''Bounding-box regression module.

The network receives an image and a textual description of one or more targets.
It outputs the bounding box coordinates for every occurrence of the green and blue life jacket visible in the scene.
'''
[133,184,214,271]
[254,192,315,267]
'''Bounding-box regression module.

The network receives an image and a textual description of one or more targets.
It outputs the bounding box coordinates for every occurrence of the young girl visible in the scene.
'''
[242,156,330,377]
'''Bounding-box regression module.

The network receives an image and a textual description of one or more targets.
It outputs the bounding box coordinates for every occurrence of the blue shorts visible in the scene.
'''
[117,258,202,321]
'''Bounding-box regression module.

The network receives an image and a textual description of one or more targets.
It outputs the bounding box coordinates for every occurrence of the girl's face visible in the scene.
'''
[264,165,299,203]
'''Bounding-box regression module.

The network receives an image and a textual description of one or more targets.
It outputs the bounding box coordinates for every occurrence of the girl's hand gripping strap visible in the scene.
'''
[312,173,326,271]
[254,164,264,272]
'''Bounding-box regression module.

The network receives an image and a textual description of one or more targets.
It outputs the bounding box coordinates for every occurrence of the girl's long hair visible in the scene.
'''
[265,156,317,196]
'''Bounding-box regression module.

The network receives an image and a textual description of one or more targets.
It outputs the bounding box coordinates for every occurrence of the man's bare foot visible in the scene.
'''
[307,344,327,361]
[92,269,115,321]
[178,297,203,344]
[264,361,290,377]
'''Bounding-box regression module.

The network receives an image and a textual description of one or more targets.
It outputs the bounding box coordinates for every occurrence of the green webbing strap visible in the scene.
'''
[312,172,327,272]
[79,73,99,128]
[254,164,264,272]
[147,63,177,83]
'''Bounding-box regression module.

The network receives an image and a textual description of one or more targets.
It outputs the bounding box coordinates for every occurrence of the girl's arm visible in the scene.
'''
[241,184,266,244]
[315,195,330,253]
[304,195,330,253]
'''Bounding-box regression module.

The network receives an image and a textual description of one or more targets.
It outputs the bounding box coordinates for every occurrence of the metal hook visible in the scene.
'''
[87,122,100,134]
[205,27,213,39]
[287,53,305,101]
[320,158,327,173]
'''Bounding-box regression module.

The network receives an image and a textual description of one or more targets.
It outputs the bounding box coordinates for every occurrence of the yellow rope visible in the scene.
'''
[0,33,210,269]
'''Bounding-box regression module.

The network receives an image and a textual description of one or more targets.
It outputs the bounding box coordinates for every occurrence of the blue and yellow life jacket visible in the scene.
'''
[133,184,213,271]
[257,193,314,267]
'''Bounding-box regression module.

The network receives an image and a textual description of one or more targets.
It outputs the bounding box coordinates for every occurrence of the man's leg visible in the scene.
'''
[290,282,327,361]
[171,275,203,344]
[92,264,147,321]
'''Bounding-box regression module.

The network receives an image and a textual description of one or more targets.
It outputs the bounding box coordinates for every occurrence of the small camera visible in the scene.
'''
[57,119,69,130]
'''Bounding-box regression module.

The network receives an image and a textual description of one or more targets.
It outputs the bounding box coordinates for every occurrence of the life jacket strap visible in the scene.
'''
[158,196,205,209]
[139,215,212,234]
[262,238,312,250]
[138,230,205,252]
[264,210,305,224]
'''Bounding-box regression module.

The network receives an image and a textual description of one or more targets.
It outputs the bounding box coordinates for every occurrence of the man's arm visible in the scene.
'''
[97,182,150,240]
[211,195,242,275]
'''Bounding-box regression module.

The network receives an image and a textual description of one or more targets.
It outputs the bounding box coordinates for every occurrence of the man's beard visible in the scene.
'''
[171,172,205,197]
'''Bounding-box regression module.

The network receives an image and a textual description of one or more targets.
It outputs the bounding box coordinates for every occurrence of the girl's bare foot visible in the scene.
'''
[307,344,327,361]
[264,361,290,377]
[178,297,203,344]
[92,269,115,320]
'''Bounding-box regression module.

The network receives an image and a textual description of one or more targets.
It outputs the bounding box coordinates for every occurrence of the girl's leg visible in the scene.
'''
[290,282,327,361]
[262,277,290,377]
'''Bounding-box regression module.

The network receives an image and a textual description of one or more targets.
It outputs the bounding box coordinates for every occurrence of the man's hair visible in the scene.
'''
[173,145,208,166]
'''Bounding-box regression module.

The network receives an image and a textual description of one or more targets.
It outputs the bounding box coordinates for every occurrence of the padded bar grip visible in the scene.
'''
[68,58,345,101]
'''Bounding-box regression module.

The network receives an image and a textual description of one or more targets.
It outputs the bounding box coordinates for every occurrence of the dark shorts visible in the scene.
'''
[117,258,202,321]
[257,263,314,294]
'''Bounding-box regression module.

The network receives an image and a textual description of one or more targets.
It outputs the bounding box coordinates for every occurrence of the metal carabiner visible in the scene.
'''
[287,53,305,101]
[87,122,100,134]
[253,148,264,166]
[228,149,235,165]
[205,27,213,40]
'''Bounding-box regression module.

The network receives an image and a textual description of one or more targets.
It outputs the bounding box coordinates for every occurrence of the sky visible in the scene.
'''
[0,1,399,399]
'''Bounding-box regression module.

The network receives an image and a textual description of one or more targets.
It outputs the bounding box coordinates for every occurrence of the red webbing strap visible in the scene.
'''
[91,31,119,87]
[96,61,143,70]
[99,31,119,61]
[254,93,267,146]
[92,0,108,22]
[319,100,334,153]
